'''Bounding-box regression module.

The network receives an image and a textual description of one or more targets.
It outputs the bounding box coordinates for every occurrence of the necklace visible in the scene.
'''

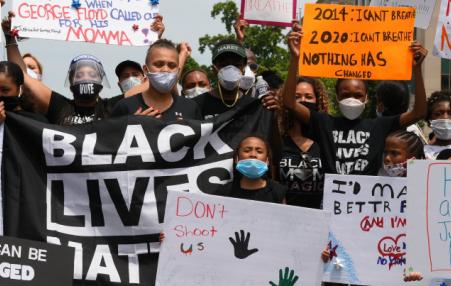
[218,86,240,108]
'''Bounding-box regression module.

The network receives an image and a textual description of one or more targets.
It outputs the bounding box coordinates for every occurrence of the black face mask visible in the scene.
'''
[0,96,20,111]
[301,101,319,112]
[70,82,103,101]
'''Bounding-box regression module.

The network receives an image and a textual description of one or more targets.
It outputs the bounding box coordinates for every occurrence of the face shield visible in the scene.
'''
[65,54,110,88]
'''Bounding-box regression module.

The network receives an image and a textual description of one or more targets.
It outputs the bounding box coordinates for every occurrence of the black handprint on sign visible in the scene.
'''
[229,230,259,259]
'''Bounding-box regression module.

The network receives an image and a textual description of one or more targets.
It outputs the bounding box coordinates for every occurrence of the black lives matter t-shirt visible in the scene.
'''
[217,179,287,204]
[193,92,256,120]
[111,93,202,121]
[307,111,400,175]
[279,136,324,209]
[47,91,123,125]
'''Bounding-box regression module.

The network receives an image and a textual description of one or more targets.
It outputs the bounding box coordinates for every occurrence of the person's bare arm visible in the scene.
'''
[282,22,310,125]
[2,12,51,114]
[399,42,428,127]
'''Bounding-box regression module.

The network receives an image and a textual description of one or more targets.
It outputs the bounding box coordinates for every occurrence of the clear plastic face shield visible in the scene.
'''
[64,55,110,88]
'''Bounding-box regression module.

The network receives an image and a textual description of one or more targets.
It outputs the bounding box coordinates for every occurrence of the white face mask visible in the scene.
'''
[383,162,407,177]
[217,65,242,91]
[338,97,366,120]
[27,68,42,81]
[147,71,178,94]
[119,76,142,93]
[183,86,209,98]
[239,65,255,91]
[431,119,451,140]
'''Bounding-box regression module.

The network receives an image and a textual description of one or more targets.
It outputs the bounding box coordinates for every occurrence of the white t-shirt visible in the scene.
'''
[424,144,451,159]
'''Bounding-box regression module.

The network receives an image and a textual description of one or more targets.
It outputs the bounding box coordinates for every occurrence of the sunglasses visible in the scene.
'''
[248,63,259,72]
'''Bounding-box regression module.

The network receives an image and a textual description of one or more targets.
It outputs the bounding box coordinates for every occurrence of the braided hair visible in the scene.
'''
[386,130,425,159]
[427,90,451,122]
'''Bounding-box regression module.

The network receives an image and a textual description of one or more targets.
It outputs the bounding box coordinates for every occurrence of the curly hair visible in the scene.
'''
[278,77,329,136]
[427,90,451,122]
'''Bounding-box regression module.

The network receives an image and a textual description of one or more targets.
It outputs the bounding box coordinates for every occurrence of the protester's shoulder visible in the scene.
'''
[192,91,212,105]
[49,90,72,106]
[103,94,124,106]
[373,114,401,131]
[111,93,142,116]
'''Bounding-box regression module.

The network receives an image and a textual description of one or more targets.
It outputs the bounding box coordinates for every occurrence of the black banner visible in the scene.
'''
[1,98,273,285]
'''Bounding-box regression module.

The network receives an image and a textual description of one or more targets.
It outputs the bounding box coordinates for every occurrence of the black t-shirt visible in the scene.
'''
[193,92,256,120]
[47,91,123,125]
[111,93,202,121]
[217,179,286,204]
[307,111,400,175]
[279,136,324,209]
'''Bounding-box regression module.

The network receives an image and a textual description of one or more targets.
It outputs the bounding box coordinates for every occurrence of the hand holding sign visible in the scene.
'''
[269,267,299,286]
[151,14,164,40]
[229,230,259,259]
[234,16,248,44]
[410,41,428,68]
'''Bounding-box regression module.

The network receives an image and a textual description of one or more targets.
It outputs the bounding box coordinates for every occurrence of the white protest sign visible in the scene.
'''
[156,190,331,286]
[407,161,451,281]
[11,0,159,46]
[434,0,451,59]
[240,0,297,27]
[322,174,412,286]
[370,0,437,29]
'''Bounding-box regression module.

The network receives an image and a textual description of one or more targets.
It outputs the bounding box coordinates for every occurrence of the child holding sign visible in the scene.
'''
[283,22,427,176]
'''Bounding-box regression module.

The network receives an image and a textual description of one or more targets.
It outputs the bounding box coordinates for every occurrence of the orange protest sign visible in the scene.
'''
[299,4,415,80]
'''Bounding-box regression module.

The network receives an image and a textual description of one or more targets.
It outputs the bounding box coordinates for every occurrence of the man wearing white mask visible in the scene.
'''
[115,60,146,94]
[283,22,428,176]
[112,39,202,121]
[193,39,259,120]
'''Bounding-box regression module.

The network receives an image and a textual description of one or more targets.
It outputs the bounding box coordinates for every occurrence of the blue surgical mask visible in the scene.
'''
[235,159,268,179]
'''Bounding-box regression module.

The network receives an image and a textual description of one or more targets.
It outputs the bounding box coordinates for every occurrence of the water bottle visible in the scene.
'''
[255,76,270,99]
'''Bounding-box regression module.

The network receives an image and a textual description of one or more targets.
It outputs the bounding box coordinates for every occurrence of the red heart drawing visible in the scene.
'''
[377,233,406,260]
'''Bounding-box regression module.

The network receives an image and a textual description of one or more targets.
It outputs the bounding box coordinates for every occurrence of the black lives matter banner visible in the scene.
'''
[0,99,273,285]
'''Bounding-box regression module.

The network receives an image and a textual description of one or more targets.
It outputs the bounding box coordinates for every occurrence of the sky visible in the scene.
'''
[1,0,310,97]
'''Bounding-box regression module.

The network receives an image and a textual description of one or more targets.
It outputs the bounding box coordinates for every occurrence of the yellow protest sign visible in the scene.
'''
[299,4,415,80]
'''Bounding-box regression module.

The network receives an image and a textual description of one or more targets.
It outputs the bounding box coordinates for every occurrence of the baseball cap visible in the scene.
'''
[212,42,247,62]
[115,60,143,77]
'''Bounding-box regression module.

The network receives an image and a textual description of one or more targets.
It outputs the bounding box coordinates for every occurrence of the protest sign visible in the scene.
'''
[323,174,409,286]
[11,0,159,46]
[156,190,331,285]
[370,0,437,29]
[240,0,297,27]
[300,4,415,80]
[407,161,451,280]
[0,236,74,286]
[434,0,451,59]
[299,0,318,19]
[0,98,274,285]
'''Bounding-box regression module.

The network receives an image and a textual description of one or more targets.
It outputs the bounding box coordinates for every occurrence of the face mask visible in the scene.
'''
[239,65,255,91]
[431,119,451,140]
[235,159,268,179]
[70,82,103,101]
[338,97,365,120]
[301,101,319,112]
[218,65,242,91]
[147,71,178,94]
[119,76,142,93]
[383,162,407,177]
[183,86,209,98]
[27,68,42,81]
[0,96,20,111]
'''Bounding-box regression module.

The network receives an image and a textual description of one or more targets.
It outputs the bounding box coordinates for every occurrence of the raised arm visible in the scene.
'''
[282,22,310,125]
[234,16,248,45]
[399,42,428,127]
[177,42,191,79]
[2,12,52,114]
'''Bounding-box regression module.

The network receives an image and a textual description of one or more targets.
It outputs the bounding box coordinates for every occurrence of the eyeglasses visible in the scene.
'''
[248,63,259,72]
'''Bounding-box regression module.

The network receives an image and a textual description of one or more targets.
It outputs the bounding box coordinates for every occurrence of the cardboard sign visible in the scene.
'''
[0,236,74,285]
[434,0,451,59]
[407,161,451,280]
[370,0,437,29]
[240,0,297,27]
[300,4,415,80]
[11,0,159,46]
[156,191,331,286]
[322,174,409,286]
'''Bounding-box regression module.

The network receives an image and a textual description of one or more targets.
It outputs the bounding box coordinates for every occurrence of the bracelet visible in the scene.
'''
[4,42,18,47]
